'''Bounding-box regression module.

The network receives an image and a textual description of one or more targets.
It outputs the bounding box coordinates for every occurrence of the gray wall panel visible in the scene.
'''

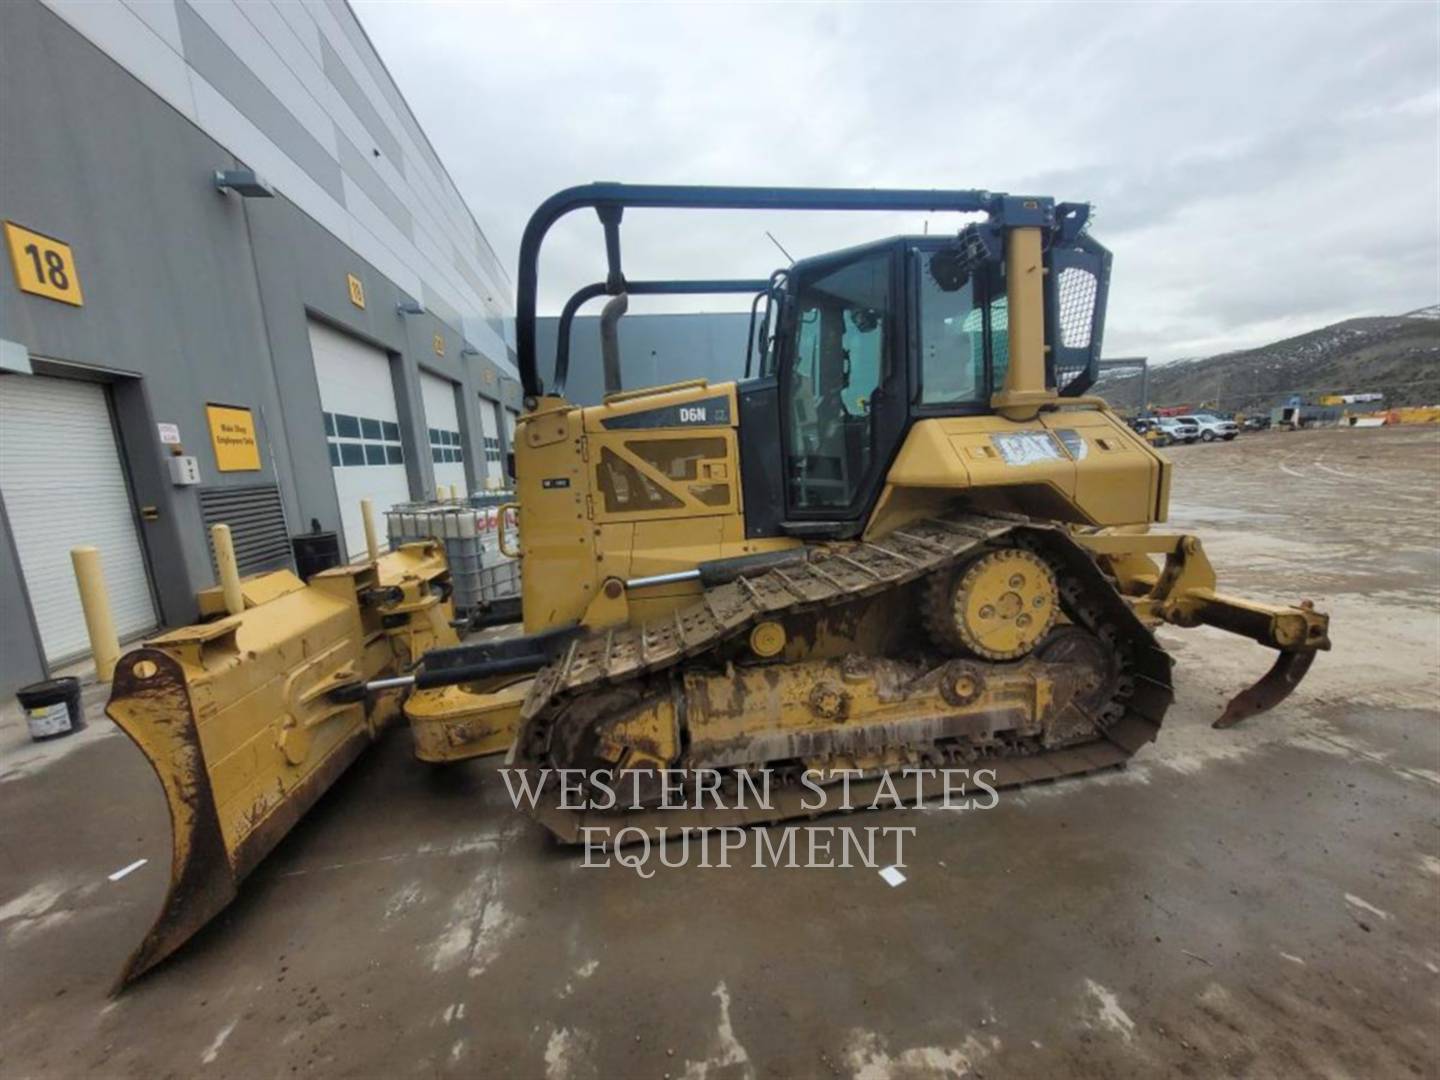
[1,0,286,631]
[337,132,412,238]
[323,1,442,185]
[0,0,514,689]
[318,33,402,167]
[175,0,343,201]
[453,243,496,312]
[420,290,462,339]
[36,0,517,384]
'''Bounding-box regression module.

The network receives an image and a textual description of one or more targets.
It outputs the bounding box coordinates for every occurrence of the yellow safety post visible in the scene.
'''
[360,498,380,562]
[70,546,121,681]
[210,524,244,616]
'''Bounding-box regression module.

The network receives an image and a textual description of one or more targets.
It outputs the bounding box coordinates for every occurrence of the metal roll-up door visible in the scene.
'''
[478,398,502,487]
[308,321,412,560]
[0,373,157,664]
[420,372,466,498]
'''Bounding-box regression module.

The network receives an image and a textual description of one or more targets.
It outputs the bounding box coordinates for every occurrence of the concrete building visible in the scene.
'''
[0,0,522,695]
[536,311,752,407]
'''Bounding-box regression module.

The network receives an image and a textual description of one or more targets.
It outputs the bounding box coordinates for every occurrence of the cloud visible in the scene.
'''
[353,0,1439,361]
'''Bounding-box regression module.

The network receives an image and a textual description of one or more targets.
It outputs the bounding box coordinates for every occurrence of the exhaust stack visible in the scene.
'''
[600,292,628,395]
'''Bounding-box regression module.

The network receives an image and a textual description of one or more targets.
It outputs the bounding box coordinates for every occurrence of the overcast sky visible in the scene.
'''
[354,1,1438,363]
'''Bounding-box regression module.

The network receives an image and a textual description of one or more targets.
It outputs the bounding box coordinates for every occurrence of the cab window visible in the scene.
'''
[784,250,891,511]
[918,250,984,404]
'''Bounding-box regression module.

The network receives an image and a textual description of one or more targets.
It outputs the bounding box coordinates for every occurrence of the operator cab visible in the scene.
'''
[513,184,1109,542]
[741,233,1062,538]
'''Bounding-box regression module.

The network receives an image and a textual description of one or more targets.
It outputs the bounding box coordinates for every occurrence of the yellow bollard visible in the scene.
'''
[70,546,121,681]
[360,498,380,562]
[210,524,244,616]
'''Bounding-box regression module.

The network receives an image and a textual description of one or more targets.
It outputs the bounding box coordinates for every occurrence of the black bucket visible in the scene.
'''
[16,677,85,741]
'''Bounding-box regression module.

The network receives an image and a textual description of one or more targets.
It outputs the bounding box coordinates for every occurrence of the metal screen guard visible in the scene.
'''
[1049,234,1112,397]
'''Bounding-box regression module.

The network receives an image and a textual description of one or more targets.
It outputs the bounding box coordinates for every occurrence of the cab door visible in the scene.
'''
[778,242,908,530]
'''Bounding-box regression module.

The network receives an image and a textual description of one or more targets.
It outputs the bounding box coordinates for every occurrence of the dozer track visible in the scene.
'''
[512,513,1176,840]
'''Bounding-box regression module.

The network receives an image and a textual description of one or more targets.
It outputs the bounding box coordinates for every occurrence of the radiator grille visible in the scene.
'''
[199,484,294,576]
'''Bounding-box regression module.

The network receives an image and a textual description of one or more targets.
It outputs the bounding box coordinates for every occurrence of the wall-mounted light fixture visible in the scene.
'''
[396,300,425,316]
[213,169,274,198]
[460,347,480,359]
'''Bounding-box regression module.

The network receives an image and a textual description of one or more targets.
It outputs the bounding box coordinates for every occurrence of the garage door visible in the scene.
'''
[478,397,502,487]
[420,372,466,498]
[0,374,157,664]
[309,321,412,560]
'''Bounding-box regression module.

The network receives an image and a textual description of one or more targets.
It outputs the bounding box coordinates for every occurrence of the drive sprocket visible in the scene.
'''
[923,547,1059,660]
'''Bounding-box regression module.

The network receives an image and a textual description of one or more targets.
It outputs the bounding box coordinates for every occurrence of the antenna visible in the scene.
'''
[764,230,795,265]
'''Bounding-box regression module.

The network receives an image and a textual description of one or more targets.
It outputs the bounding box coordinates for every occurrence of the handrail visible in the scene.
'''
[517,183,1022,397]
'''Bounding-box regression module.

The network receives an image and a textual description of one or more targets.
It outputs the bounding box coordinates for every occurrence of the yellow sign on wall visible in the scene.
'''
[5,221,84,306]
[206,404,262,472]
[433,333,445,357]
[346,273,365,309]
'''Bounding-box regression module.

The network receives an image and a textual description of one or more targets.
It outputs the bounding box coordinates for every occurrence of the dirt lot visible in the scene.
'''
[2,425,1437,1079]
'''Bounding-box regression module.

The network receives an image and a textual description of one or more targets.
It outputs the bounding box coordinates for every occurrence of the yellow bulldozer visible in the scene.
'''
[106,183,1329,987]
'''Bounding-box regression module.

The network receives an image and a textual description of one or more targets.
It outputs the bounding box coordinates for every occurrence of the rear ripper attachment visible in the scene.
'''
[106,542,457,988]
[1075,530,1331,727]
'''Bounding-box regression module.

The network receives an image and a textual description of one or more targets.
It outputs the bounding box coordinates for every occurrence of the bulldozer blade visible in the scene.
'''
[107,642,390,989]
[100,547,460,989]
[1214,649,1317,729]
[107,648,237,988]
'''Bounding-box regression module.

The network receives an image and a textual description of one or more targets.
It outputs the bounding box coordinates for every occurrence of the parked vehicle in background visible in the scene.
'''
[1129,417,1172,446]
[1157,417,1200,444]
[1241,415,1271,432]
[1178,413,1240,442]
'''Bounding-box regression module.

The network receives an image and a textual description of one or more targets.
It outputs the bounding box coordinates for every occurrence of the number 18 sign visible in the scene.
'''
[5,221,84,307]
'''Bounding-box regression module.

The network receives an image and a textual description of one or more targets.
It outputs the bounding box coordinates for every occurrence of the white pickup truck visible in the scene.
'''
[1157,417,1200,444]
[1176,413,1240,442]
